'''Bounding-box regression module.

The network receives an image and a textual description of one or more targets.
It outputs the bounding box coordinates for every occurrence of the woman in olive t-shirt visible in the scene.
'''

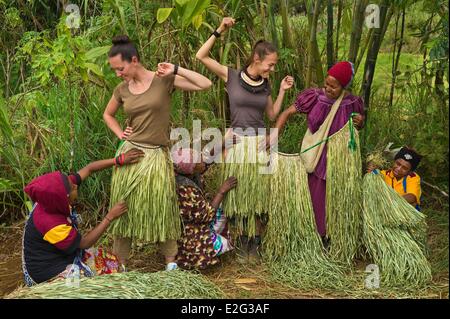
[103,35,212,270]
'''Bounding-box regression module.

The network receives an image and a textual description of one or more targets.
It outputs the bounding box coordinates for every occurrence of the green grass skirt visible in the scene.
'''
[221,135,271,237]
[109,141,180,243]
[362,173,432,287]
[326,123,363,264]
[263,152,349,289]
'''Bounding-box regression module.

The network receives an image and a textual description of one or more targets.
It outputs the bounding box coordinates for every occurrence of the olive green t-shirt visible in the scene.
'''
[113,74,175,146]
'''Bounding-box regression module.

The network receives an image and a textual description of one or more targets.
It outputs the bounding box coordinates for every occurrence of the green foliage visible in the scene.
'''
[0,1,447,232]
[157,0,211,30]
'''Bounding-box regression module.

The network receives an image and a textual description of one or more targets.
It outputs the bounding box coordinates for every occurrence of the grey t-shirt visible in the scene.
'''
[226,68,271,133]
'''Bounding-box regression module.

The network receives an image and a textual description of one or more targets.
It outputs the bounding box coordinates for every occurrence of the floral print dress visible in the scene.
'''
[175,175,232,269]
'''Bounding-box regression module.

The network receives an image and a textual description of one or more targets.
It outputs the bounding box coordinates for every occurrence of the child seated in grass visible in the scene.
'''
[367,146,422,210]
[22,148,144,286]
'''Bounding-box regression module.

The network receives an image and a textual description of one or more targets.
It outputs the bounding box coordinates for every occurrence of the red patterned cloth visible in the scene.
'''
[82,247,121,275]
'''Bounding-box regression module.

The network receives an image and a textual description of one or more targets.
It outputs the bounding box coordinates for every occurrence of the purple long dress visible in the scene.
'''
[294,88,364,236]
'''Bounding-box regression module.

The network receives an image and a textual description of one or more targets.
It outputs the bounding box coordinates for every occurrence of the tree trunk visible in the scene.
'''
[280,0,294,49]
[360,1,393,149]
[306,0,323,87]
[267,0,279,49]
[348,0,368,64]
[259,0,269,40]
[334,0,343,62]
[326,0,334,70]
[355,28,373,74]
[389,9,405,108]
[360,1,393,113]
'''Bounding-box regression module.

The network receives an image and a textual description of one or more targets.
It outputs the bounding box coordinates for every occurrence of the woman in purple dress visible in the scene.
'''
[268,61,365,247]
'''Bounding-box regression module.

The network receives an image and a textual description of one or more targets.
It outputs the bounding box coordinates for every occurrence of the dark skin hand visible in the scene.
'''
[210,177,238,209]
[79,201,128,249]
[66,148,144,250]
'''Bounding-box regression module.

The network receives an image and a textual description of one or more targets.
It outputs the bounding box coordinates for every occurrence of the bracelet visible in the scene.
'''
[173,64,179,75]
[211,30,221,38]
[105,216,112,223]
[114,154,125,167]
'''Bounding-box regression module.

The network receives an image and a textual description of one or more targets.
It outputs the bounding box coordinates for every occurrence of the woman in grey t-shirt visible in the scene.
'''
[196,17,294,262]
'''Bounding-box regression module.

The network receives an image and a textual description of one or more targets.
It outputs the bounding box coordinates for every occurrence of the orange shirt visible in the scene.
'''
[379,169,421,205]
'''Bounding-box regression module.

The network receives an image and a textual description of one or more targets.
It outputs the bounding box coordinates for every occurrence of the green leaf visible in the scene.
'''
[176,0,190,6]
[80,68,89,82]
[192,13,203,30]
[25,201,33,213]
[182,0,210,28]
[85,63,104,77]
[157,8,174,24]
[0,178,14,193]
[0,97,13,143]
[85,46,111,60]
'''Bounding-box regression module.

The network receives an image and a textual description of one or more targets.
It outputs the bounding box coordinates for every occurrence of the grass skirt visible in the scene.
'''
[326,123,363,264]
[221,135,271,237]
[109,141,180,243]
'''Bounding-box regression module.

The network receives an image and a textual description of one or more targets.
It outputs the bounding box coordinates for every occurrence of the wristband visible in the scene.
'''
[173,64,179,75]
[115,154,125,167]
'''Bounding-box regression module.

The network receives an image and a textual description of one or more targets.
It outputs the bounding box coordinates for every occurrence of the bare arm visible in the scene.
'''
[156,63,212,91]
[77,149,144,181]
[210,177,237,209]
[265,76,294,121]
[261,104,298,151]
[103,95,124,139]
[79,201,127,249]
[173,66,212,91]
[78,159,115,181]
[274,104,298,134]
[403,193,418,206]
[195,17,235,82]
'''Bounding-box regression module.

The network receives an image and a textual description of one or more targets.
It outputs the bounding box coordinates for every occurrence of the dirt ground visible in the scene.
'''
[1,218,448,299]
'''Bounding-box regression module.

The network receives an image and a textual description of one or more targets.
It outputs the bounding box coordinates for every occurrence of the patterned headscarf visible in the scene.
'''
[171,148,202,175]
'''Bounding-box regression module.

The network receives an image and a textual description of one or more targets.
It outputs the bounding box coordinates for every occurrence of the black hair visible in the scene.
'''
[108,35,140,62]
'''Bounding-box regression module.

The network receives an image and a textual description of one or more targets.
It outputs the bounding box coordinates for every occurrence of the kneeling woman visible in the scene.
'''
[22,149,143,286]
[172,148,237,269]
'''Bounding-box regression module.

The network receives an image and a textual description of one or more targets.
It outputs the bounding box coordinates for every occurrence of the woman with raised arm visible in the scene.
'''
[196,17,294,262]
[103,35,212,271]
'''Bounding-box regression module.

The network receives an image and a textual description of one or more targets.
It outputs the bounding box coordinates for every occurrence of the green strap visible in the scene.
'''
[348,112,359,152]
[300,113,359,154]
[115,139,125,156]
[300,136,331,154]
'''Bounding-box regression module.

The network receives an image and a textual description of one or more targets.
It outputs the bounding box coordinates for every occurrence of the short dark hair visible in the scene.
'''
[108,35,140,62]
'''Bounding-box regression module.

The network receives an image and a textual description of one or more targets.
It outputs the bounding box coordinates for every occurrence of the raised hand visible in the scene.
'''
[217,17,236,33]
[280,76,294,91]
[156,62,175,77]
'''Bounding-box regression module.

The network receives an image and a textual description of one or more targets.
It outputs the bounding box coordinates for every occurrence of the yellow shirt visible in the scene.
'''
[379,169,421,205]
